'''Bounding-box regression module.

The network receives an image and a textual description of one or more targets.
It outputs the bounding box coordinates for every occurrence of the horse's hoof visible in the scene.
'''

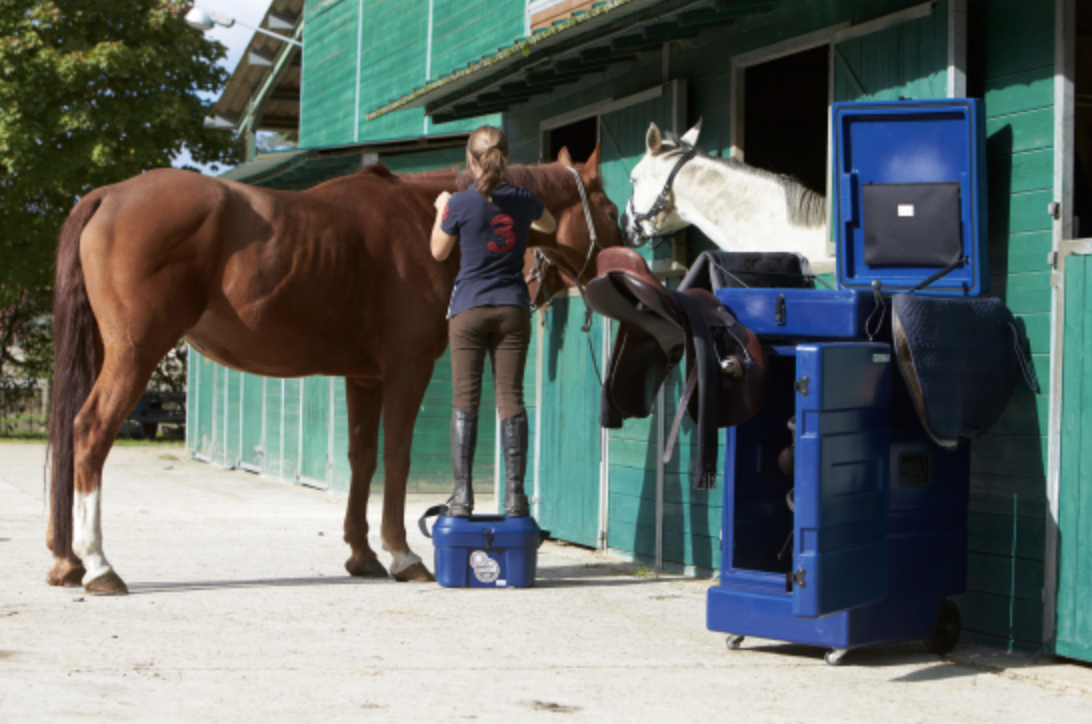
[345,555,389,578]
[392,562,435,583]
[84,570,128,595]
[47,559,86,588]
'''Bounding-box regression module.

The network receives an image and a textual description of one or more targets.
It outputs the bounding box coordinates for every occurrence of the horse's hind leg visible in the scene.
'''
[47,515,85,586]
[71,348,162,594]
[379,358,436,582]
[343,377,388,578]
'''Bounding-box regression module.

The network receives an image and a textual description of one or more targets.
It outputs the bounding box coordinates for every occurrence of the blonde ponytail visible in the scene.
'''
[468,126,509,198]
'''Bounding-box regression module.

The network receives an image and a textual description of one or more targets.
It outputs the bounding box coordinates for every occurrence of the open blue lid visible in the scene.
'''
[833,99,988,296]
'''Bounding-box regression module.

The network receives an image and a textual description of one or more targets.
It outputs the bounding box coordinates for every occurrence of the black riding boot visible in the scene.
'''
[448,408,477,517]
[502,410,530,517]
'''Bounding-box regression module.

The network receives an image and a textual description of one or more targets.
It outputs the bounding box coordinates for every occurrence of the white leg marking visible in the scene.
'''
[383,542,422,576]
[72,489,115,584]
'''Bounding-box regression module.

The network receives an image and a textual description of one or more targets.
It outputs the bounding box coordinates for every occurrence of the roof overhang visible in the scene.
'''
[367,0,782,125]
[209,0,304,134]
[220,132,471,189]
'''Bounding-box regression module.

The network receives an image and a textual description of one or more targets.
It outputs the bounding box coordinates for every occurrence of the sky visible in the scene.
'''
[172,0,276,174]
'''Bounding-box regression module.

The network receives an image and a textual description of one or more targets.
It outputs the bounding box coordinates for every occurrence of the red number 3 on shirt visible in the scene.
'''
[488,214,516,253]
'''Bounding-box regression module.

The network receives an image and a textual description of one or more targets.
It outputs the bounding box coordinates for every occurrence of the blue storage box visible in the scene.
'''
[707,100,987,664]
[833,99,988,296]
[716,288,877,339]
[430,515,546,588]
[716,99,988,342]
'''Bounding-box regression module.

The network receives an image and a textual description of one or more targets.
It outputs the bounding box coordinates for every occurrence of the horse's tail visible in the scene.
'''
[47,191,104,560]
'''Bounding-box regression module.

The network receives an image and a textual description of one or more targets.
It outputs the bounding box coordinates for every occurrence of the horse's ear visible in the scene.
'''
[584,142,601,180]
[680,118,703,147]
[557,146,573,167]
[646,123,663,154]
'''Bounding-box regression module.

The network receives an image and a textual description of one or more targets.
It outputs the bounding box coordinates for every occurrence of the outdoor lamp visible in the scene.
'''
[184,7,303,47]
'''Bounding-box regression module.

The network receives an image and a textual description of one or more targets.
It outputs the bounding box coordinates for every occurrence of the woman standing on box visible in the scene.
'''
[431,126,555,518]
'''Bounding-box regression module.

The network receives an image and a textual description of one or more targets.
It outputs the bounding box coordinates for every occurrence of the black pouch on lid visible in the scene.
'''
[863,182,962,267]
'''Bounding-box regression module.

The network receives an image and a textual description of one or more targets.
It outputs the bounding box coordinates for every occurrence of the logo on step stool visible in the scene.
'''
[470,550,500,583]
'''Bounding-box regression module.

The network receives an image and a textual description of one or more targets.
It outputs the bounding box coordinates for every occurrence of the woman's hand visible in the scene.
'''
[531,208,557,234]
[435,191,452,213]
[432,192,458,261]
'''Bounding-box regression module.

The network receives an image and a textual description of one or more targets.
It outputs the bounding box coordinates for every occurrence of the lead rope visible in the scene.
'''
[538,167,603,385]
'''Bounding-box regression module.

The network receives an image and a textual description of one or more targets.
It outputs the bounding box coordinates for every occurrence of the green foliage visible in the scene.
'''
[0,290,49,434]
[256,131,298,153]
[0,0,244,307]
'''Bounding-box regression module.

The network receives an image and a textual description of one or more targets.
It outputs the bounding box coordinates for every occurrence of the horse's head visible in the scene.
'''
[542,143,622,257]
[621,120,703,247]
[522,144,623,307]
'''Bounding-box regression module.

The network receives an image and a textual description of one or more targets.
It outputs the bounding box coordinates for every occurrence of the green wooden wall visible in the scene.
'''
[504,0,1058,645]
[299,0,523,146]
[188,348,499,495]
[299,0,361,147]
[959,0,1055,652]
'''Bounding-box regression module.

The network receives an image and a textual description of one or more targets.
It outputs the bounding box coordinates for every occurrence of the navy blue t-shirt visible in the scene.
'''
[441,182,545,318]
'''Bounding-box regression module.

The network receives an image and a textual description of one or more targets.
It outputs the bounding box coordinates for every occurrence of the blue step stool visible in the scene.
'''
[424,514,547,588]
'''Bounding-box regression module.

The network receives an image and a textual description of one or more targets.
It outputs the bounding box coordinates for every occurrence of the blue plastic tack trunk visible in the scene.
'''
[430,515,545,588]
[707,99,985,665]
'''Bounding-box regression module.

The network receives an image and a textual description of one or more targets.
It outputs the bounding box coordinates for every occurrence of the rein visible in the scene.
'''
[526,166,606,384]
[627,147,698,247]
[528,167,603,315]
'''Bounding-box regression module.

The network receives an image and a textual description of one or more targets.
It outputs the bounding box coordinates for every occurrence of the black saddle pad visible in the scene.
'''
[892,295,1022,449]
[680,251,815,292]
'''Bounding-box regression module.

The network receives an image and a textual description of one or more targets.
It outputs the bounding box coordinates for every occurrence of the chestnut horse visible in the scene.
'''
[47,146,619,594]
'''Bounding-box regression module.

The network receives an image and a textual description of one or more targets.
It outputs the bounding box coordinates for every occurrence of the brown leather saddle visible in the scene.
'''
[585,248,767,490]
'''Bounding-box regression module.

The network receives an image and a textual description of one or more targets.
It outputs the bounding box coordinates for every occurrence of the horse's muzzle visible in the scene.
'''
[620,208,649,248]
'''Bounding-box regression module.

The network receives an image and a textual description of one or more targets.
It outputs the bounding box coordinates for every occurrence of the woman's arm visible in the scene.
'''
[531,207,556,234]
[431,191,458,261]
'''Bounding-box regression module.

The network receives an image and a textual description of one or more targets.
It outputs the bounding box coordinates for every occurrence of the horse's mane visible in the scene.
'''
[662,132,827,229]
[455,163,584,200]
[353,160,591,204]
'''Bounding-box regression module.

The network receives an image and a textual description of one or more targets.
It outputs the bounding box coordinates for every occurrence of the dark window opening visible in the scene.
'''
[743,45,830,195]
[546,116,598,165]
[1074,1,1091,238]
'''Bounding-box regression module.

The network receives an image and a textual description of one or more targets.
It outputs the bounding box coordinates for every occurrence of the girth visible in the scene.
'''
[586,248,766,490]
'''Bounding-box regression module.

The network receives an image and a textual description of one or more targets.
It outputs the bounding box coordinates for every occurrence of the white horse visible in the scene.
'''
[621,121,834,268]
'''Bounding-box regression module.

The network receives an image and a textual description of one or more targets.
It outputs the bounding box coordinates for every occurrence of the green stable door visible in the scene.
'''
[1058,253,1092,663]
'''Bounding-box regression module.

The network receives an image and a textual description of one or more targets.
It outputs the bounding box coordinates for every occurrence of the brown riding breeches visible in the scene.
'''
[449,305,531,420]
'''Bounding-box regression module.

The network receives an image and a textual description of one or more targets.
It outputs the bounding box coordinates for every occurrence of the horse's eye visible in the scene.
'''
[609,210,619,222]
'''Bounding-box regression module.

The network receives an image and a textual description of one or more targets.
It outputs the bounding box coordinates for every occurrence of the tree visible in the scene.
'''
[257,131,298,153]
[0,0,244,310]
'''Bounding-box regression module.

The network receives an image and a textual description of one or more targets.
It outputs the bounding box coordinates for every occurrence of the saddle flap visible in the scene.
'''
[585,273,685,356]
[604,324,676,420]
[892,294,1021,449]
[681,289,768,429]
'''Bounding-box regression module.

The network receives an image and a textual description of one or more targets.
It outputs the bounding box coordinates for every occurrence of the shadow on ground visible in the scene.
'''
[127,576,373,595]
[535,562,693,588]
[735,640,970,677]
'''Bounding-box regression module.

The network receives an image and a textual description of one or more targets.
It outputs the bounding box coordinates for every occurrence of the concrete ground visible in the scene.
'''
[2,442,1091,724]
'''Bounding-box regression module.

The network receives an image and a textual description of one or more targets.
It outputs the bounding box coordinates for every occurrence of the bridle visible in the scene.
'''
[525,165,607,383]
[527,166,603,314]
[626,145,698,247]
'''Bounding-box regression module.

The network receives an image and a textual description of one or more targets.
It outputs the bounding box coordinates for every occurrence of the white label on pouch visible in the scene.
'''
[873,353,891,363]
[898,204,915,217]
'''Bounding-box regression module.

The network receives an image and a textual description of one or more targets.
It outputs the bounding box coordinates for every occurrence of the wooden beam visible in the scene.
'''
[267,89,300,103]
[256,115,299,131]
